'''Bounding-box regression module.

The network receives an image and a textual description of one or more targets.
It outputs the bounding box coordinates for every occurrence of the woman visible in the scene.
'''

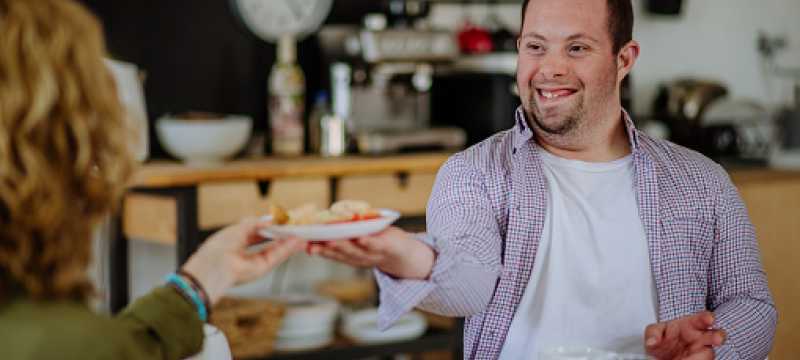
[0,0,303,359]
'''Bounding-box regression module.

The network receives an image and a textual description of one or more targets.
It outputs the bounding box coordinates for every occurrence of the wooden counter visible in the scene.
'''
[119,155,799,358]
[731,168,800,359]
[129,153,451,188]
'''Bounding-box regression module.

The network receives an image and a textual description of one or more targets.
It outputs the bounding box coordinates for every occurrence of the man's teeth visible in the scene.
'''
[540,89,572,99]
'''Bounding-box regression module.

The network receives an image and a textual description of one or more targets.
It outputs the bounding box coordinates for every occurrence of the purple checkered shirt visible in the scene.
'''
[374,107,776,359]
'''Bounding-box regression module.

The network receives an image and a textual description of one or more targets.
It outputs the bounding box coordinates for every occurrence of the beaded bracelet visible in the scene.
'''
[176,269,212,320]
[165,273,207,322]
[166,281,197,316]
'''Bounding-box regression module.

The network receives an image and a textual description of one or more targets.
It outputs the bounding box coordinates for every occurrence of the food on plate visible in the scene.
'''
[329,200,380,221]
[269,200,381,226]
[268,204,289,225]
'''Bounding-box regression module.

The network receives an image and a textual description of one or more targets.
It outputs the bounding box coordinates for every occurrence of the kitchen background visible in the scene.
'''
[75,0,799,358]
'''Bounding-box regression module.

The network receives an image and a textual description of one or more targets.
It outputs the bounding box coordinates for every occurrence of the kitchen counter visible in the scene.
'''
[129,154,799,188]
[130,153,451,188]
[729,166,800,183]
[728,168,800,359]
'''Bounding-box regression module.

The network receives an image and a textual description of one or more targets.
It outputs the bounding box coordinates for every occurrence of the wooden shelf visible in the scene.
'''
[131,153,452,188]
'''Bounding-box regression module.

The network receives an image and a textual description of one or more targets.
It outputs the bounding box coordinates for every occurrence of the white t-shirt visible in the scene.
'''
[498,150,658,359]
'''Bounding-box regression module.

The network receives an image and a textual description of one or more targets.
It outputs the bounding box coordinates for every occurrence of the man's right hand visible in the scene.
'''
[307,226,436,280]
[644,311,725,360]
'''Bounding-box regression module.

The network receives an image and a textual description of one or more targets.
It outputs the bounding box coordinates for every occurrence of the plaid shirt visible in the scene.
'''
[375,107,776,360]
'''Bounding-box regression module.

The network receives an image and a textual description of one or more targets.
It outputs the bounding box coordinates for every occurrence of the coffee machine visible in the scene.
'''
[317,10,466,154]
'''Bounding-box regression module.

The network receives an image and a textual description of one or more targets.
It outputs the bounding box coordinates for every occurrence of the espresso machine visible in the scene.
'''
[317,3,466,154]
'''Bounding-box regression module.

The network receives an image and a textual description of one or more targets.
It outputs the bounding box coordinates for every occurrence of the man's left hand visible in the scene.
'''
[644,311,726,360]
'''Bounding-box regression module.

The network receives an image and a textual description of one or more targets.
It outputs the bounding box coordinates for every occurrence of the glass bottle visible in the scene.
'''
[330,62,353,153]
[308,91,326,153]
[268,35,305,156]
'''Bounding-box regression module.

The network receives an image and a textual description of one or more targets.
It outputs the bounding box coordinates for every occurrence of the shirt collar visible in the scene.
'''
[512,106,640,153]
[621,108,640,152]
[512,106,535,151]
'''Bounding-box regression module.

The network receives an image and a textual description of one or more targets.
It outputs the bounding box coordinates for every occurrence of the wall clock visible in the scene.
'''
[230,0,333,42]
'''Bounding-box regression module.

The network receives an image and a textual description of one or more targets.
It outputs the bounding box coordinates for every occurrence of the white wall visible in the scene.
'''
[429,0,800,116]
[632,0,800,116]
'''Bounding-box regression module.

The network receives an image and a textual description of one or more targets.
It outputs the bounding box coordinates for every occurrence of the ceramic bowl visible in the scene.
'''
[341,308,427,345]
[156,114,252,166]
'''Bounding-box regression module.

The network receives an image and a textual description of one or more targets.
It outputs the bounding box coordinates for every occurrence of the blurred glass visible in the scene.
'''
[540,347,651,360]
[540,347,614,360]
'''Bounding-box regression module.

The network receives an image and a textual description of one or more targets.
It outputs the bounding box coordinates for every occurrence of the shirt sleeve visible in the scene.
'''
[376,153,503,329]
[114,285,205,360]
[709,169,777,360]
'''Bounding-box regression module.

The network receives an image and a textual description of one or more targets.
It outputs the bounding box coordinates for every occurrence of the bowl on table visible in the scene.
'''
[341,308,427,345]
[155,113,252,166]
[271,294,340,352]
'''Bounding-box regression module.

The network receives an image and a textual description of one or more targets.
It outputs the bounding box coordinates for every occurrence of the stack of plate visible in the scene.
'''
[273,294,340,352]
[341,308,427,345]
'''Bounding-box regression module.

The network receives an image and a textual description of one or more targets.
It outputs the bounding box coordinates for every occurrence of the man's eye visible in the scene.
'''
[569,45,588,53]
[526,43,544,52]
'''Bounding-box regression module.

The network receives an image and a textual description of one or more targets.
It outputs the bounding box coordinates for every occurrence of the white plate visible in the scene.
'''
[341,308,427,345]
[273,294,339,338]
[274,331,334,352]
[259,209,400,241]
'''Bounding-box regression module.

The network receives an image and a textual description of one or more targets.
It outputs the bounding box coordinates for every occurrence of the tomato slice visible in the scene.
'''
[354,213,380,221]
[326,213,382,224]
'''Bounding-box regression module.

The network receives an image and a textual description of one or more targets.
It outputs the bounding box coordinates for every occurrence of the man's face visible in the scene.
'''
[517,0,621,137]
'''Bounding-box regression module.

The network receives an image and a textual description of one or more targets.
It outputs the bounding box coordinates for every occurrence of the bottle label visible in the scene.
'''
[269,94,304,155]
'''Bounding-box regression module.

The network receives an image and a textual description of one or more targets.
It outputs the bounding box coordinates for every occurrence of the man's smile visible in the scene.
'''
[535,86,579,107]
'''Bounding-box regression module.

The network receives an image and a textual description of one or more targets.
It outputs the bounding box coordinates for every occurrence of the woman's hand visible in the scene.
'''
[181,217,304,304]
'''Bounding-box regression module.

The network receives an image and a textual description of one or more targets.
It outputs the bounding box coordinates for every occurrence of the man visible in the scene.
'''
[309,0,777,358]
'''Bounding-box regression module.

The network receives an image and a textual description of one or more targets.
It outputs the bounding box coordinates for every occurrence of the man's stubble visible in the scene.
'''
[522,61,619,147]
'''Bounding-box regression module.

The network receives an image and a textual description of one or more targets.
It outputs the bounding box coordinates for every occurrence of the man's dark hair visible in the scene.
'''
[520,0,634,55]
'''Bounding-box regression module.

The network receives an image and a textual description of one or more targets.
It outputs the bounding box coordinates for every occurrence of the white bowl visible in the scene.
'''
[272,294,340,338]
[341,308,427,345]
[274,331,334,352]
[156,114,252,166]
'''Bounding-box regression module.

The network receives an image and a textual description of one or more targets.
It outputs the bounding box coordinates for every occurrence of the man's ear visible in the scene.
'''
[617,40,640,82]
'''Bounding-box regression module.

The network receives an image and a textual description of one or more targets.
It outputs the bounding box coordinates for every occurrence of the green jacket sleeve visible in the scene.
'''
[116,285,205,360]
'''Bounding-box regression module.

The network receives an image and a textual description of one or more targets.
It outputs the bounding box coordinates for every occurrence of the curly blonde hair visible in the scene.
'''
[0,0,134,302]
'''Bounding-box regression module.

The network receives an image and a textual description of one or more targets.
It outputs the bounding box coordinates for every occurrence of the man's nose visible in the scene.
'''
[537,52,569,80]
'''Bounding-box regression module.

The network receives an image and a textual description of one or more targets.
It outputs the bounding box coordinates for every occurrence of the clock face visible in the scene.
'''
[231,0,333,42]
